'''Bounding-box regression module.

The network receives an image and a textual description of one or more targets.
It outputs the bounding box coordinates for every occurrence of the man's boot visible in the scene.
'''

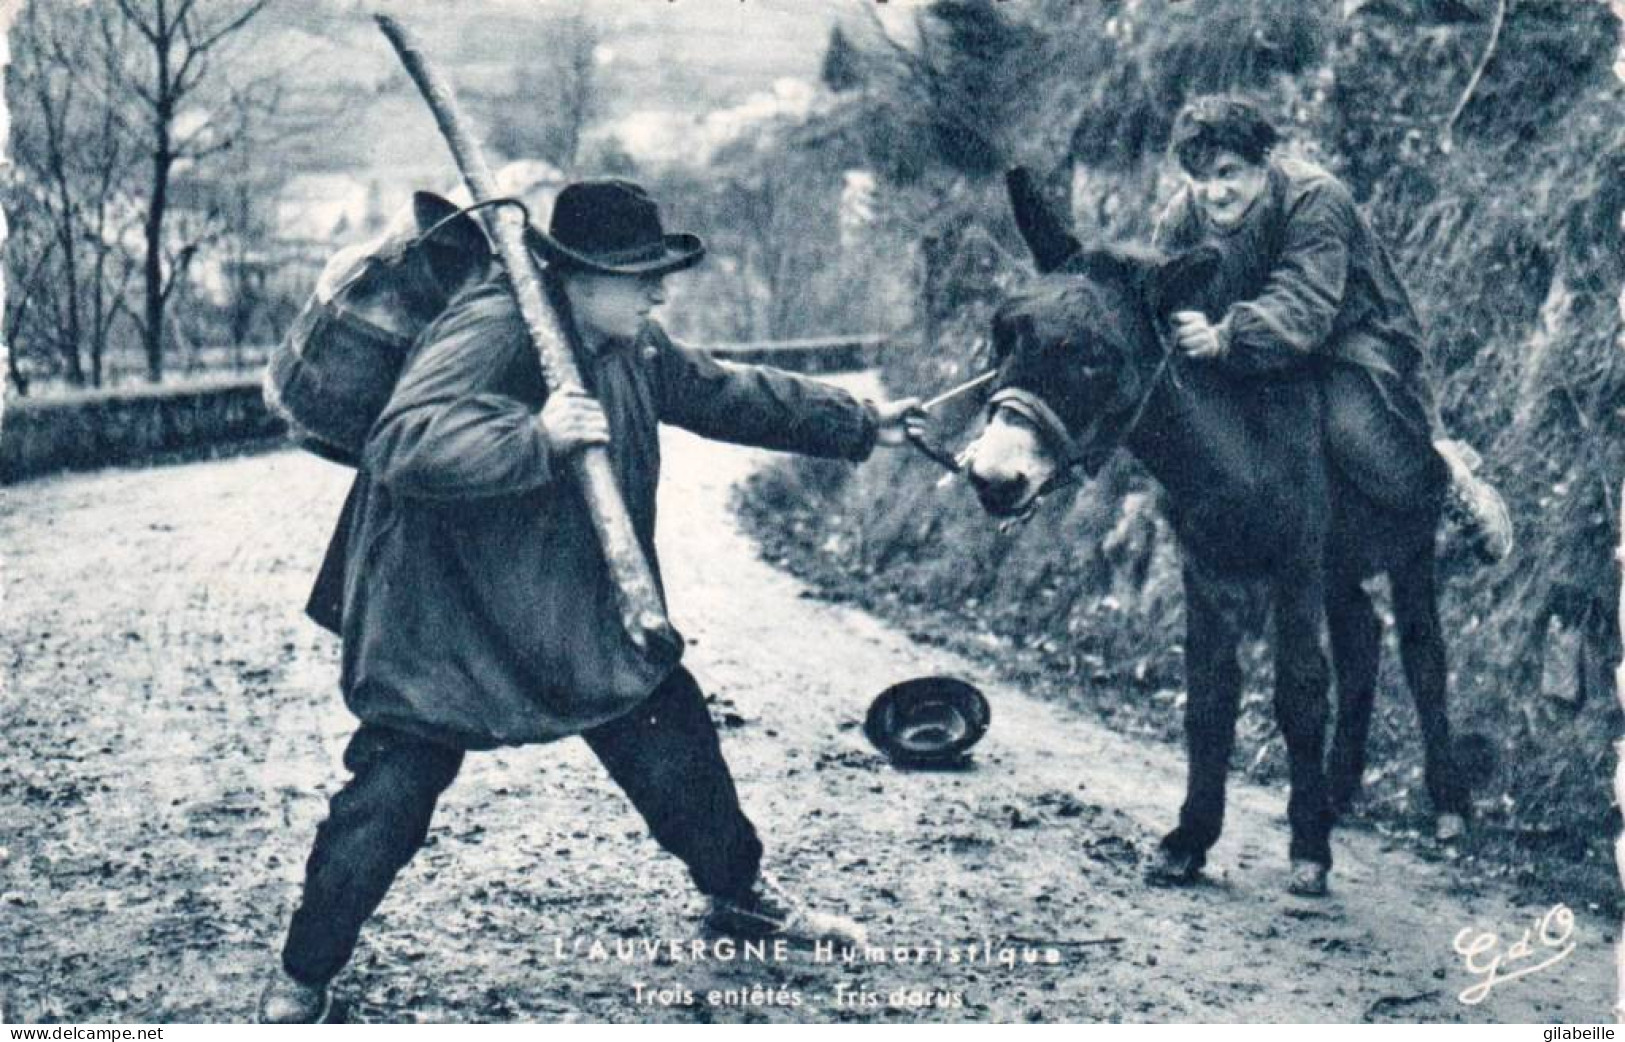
[1435,439,1514,562]
[255,968,332,1024]
[703,870,867,946]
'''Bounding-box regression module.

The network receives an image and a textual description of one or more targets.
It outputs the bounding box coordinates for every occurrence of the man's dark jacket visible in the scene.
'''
[306,278,878,749]
[1152,155,1428,387]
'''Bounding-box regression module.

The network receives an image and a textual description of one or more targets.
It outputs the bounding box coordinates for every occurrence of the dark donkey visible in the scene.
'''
[961,171,1471,896]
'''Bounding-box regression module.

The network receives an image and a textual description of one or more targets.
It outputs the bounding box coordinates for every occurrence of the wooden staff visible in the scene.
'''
[376,14,677,661]
[1615,477,1624,1020]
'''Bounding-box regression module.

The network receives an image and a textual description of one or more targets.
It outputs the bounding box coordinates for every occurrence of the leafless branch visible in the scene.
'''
[111,0,160,45]
[191,0,270,55]
[109,291,147,339]
[174,0,206,30]
[1442,0,1509,152]
[4,238,61,344]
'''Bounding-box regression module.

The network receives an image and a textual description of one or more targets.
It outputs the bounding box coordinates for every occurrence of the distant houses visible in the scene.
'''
[274,173,381,251]
[267,159,568,279]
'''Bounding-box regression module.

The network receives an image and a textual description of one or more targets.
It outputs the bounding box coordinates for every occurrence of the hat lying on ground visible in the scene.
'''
[864,676,991,768]
[526,179,705,276]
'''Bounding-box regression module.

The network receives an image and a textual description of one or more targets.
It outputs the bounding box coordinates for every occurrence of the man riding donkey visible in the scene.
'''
[1154,94,1513,563]
[1138,94,1511,877]
[257,180,926,1023]
[957,93,1509,897]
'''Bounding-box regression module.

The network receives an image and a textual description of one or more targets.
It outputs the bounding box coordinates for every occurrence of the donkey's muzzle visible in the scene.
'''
[967,467,1030,516]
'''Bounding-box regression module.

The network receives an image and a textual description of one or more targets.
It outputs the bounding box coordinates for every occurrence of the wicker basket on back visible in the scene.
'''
[264,191,496,465]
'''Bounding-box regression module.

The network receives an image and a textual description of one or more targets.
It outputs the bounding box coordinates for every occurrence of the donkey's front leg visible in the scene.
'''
[1273,569,1335,896]
[1149,562,1247,885]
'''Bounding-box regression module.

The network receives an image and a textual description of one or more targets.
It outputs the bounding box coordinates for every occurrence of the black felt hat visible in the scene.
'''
[864,677,991,768]
[527,179,705,276]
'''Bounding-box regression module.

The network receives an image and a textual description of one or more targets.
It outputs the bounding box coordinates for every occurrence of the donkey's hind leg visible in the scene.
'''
[1325,565,1383,821]
[1389,546,1471,839]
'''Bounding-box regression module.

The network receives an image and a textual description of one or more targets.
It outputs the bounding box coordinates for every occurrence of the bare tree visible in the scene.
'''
[550,5,599,174]
[700,140,856,342]
[212,133,294,356]
[2,216,57,396]
[104,0,273,382]
[15,3,90,386]
[485,5,602,174]
[7,1,143,390]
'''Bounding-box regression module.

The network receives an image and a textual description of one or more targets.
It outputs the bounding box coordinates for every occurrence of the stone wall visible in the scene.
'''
[1,378,287,484]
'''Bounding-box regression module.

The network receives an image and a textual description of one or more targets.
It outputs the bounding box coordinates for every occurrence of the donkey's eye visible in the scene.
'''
[996,405,1040,433]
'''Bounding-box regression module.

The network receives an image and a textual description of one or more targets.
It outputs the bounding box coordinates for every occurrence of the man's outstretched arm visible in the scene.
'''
[651,327,919,460]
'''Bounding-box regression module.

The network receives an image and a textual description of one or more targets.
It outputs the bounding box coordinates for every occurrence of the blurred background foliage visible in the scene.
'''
[732,0,1625,910]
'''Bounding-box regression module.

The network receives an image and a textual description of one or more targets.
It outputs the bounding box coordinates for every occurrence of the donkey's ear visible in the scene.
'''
[1006,167,1082,274]
[1146,246,1220,316]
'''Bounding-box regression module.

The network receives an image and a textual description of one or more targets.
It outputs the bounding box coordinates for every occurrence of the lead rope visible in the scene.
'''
[903,329,1181,506]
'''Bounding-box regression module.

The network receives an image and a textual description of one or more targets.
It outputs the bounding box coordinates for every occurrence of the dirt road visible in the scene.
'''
[1,403,1615,1023]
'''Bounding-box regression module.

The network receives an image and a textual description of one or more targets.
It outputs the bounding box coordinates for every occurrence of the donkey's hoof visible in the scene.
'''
[1145,847,1204,887]
[1287,860,1329,897]
[1434,813,1468,843]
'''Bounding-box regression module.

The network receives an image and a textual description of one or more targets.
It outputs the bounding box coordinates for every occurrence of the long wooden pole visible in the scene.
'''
[1615,476,1624,1021]
[376,14,678,661]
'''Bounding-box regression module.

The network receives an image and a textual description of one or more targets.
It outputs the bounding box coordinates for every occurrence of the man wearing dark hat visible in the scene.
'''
[258,180,924,1023]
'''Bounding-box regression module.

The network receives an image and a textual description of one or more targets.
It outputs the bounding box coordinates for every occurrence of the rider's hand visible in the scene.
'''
[1172,310,1227,359]
[538,390,610,458]
[871,397,928,448]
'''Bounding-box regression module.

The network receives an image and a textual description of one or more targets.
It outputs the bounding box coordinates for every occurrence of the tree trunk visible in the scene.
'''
[8,352,30,397]
[56,227,86,387]
[143,8,175,385]
[90,241,109,389]
[143,133,171,383]
[39,65,85,386]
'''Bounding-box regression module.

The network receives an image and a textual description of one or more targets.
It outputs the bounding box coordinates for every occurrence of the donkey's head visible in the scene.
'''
[962,170,1216,517]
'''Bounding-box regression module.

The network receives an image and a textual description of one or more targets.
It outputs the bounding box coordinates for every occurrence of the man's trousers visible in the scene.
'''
[1321,358,1449,511]
[280,667,763,986]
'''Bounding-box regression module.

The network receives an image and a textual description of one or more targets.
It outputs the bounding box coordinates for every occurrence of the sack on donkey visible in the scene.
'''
[264,192,494,465]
